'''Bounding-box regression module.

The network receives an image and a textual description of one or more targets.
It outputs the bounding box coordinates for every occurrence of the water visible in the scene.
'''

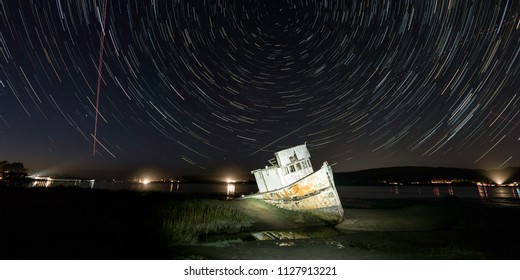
[32,180,258,197]
[32,178,520,201]
[337,185,520,200]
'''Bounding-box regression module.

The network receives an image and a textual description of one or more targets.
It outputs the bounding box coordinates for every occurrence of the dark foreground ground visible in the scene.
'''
[1,187,520,259]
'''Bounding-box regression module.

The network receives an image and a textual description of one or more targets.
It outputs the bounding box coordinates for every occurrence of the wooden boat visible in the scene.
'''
[242,144,344,224]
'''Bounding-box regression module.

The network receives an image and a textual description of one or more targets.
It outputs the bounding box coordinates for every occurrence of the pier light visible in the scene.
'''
[226,178,236,183]
[484,169,513,186]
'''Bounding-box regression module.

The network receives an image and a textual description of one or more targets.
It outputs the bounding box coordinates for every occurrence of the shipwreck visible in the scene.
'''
[243,144,344,224]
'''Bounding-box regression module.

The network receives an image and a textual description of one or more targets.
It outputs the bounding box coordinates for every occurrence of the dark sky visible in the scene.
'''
[1,1,519,179]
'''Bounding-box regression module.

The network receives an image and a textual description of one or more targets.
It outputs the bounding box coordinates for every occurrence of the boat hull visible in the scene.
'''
[243,162,344,224]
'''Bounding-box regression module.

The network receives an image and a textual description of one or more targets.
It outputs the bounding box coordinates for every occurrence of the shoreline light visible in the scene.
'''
[139,178,151,185]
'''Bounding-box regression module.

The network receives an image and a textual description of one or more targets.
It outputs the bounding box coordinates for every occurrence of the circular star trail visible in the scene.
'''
[0,0,519,177]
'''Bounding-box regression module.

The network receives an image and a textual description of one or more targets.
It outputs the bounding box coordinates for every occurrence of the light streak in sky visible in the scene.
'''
[1,1,520,175]
[490,110,520,127]
[92,0,109,156]
[90,134,117,159]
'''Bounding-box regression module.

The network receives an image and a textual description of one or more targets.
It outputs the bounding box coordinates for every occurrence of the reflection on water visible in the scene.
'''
[448,186,454,196]
[26,179,520,202]
[433,187,440,197]
[87,181,258,197]
[478,186,488,198]
[226,183,236,199]
[338,185,520,201]
[30,178,94,188]
[169,182,180,192]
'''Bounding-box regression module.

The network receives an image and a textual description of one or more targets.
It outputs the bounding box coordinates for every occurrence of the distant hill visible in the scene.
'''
[334,166,520,185]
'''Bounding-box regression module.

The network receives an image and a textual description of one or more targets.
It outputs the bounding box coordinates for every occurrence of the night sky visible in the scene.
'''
[1,1,519,179]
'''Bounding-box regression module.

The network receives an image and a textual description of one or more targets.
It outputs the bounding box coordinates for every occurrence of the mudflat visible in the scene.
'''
[174,198,520,259]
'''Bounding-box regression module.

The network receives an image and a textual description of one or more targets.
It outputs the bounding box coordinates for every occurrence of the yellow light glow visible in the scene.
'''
[487,173,508,185]
[484,169,513,186]
[226,178,235,183]
[139,178,152,185]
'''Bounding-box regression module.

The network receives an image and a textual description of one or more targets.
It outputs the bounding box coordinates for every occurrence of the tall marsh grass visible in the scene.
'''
[158,199,254,244]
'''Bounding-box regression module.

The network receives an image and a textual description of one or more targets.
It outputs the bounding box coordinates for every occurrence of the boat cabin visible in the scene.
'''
[251,144,314,193]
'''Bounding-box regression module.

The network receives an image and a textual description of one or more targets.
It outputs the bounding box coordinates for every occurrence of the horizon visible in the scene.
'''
[7,160,520,181]
[1,1,519,179]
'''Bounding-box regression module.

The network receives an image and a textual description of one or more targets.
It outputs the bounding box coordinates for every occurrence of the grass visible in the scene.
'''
[0,186,333,256]
[0,187,253,258]
[158,199,254,244]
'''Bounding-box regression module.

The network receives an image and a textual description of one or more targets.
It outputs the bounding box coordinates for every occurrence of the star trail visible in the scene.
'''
[0,0,519,178]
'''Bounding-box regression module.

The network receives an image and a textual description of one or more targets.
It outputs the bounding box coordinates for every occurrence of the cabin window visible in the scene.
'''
[289,165,295,173]
[302,161,307,168]
[296,163,302,170]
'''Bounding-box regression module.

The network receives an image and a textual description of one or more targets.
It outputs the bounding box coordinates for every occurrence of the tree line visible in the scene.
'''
[0,161,28,187]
